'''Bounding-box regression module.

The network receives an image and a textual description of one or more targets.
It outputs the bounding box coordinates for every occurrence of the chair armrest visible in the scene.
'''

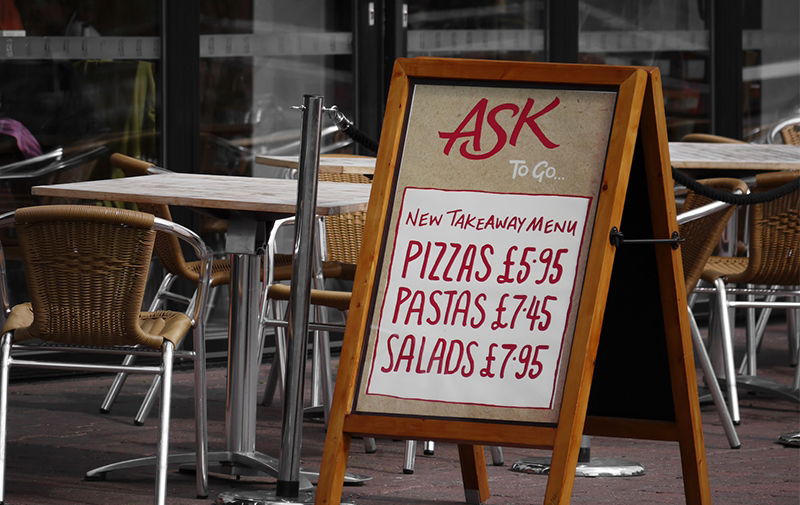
[153,217,213,326]
[676,188,745,225]
[677,200,732,225]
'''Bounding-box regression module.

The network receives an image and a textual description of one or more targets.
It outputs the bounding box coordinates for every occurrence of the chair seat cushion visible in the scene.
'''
[701,256,748,282]
[3,303,191,349]
[138,311,193,347]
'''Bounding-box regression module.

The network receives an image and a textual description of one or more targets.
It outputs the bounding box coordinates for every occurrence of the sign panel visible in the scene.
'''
[316,60,709,505]
[354,81,617,424]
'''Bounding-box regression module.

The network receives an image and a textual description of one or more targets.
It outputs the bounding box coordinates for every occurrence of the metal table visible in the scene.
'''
[669,142,800,171]
[32,172,371,493]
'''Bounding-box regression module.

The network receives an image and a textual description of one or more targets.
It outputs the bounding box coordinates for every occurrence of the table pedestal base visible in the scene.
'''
[511,456,645,477]
[86,451,294,482]
[215,489,355,505]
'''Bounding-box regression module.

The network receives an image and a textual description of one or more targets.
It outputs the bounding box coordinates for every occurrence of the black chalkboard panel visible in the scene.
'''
[588,140,675,422]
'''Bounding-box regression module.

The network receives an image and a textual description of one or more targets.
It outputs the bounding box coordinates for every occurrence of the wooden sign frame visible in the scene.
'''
[315,59,710,505]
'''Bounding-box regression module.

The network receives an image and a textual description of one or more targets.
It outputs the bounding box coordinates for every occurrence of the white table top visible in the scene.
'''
[668,142,800,170]
[255,155,377,175]
[32,173,371,216]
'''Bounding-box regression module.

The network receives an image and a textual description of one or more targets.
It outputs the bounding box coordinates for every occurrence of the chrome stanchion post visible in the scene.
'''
[219,97,364,505]
[277,94,324,499]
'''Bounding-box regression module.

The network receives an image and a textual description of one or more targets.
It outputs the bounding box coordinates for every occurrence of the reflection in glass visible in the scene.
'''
[199,1,354,177]
[742,0,800,141]
[407,0,545,61]
[579,0,710,140]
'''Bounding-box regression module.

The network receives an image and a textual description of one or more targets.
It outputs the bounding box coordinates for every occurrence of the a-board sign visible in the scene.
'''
[355,81,615,424]
[316,59,710,505]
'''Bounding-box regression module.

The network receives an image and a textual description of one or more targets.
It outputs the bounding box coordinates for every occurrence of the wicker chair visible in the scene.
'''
[766,117,800,145]
[0,205,212,504]
[697,171,800,423]
[780,123,800,145]
[98,153,231,425]
[678,178,748,448]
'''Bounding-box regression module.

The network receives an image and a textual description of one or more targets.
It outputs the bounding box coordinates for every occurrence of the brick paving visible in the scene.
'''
[1,322,797,505]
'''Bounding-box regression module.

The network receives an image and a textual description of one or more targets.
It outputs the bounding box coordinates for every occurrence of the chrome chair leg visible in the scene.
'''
[192,317,209,498]
[259,291,281,407]
[405,439,505,471]
[792,299,800,392]
[100,273,177,415]
[363,437,377,454]
[738,296,775,375]
[403,440,417,474]
[688,306,740,448]
[787,296,799,367]
[746,284,757,376]
[155,341,174,505]
[715,278,741,424]
[490,446,504,466]
[99,352,138,413]
[133,287,209,425]
[131,283,216,426]
[135,375,162,425]
[309,304,327,414]
[0,333,12,503]
[317,314,334,422]
[261,299,288,406]
[309,260,327,411]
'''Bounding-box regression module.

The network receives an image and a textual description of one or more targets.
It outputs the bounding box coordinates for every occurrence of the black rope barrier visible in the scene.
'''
[326,107,799,206]
[672,167,800,205]
[326,107,379,153]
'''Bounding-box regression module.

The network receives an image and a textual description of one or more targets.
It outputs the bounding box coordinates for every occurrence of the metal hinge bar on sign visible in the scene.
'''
[609,227,683,249]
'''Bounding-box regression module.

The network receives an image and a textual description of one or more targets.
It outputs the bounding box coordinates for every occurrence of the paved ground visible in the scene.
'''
[1,322,797,505]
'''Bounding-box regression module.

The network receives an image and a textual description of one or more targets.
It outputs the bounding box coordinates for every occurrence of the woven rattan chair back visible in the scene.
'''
[679,178,749,293]
[680,133,746,144]
[13,205,167,348]
[111,153,207,283]
[319,172,370,264]
[732,171,800,285]
[781,124,800,145]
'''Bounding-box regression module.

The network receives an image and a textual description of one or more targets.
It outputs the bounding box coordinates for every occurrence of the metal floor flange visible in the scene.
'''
[511,456,645,477]
[216,490,354,505]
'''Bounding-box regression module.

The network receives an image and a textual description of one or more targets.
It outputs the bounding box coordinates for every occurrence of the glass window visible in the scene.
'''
[198,1,355,178]
[578,0,711,140]
[0,0,160,308]
[0,1,160,166]
[407,0,546,61]
[742,0,800,141]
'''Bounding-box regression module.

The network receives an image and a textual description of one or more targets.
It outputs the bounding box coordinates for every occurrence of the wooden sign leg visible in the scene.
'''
[640,68,712,505]
[315,430,352,505]
[542,421,584,505]
[457,444,490,504]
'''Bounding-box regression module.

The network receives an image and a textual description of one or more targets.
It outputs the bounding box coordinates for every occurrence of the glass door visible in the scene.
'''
[0,0,162,375]
[742,0,800,141]
[197,1,356,179]
[407,0,546,61]
[578,0,711,140]
[0,1,162,176]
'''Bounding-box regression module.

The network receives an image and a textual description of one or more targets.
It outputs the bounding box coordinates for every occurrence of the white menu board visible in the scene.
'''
[354,81,617,424]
